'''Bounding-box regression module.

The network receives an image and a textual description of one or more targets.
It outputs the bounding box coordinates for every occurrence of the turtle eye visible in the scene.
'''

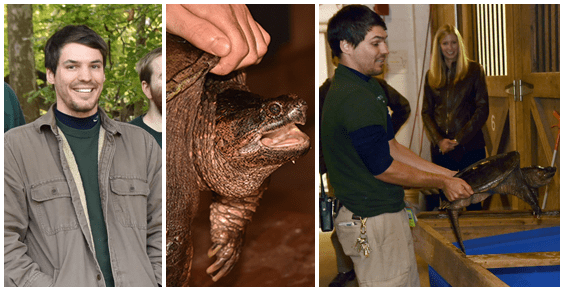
[268,102,282,117]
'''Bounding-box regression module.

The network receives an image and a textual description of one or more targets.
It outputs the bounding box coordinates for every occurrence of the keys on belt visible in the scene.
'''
[353,216,371,257]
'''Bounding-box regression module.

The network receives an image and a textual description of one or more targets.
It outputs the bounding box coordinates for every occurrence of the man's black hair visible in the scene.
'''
[45,25,108,75]
[327,5,387,58]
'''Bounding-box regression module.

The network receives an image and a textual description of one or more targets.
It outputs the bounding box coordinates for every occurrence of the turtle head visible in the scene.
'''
[214,89,310,168]
[521,166,557,188]
[520,166,557,218]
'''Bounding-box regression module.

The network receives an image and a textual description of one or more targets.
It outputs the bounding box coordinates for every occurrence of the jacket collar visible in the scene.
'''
[338,64,371,82]
[443,60,458,73]
[35,103,121,136]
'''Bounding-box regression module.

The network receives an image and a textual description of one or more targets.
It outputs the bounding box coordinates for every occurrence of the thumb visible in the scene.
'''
[166,5,231,57]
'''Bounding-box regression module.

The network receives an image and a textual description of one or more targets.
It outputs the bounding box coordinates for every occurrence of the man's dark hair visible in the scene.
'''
[136,47,162,85]
[327,5,387,58]
[45,25,108,75]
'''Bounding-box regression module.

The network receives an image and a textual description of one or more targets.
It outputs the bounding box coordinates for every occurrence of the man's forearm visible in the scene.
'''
[379,139,474,201]
[374,159,447,189]
[389,139,454,177]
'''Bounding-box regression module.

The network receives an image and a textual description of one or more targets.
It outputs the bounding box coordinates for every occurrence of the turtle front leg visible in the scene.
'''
[447,209,466,255]
[206,180,268,281]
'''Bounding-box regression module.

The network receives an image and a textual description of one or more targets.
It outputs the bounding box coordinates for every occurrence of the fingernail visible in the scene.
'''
[211,38,230,57]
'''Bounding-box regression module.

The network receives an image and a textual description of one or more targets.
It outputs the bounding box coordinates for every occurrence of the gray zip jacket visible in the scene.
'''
[4,105,162,287]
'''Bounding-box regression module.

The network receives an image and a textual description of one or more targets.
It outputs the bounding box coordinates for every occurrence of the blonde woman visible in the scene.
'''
[421,24,489,210]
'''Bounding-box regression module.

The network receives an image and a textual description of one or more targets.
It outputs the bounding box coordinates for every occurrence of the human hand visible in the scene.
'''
[438,138,458,154]
[166,4,271,75]
[442,176,473,201]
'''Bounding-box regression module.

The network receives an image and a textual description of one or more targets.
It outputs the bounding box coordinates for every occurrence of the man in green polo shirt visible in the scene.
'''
[321,5,473,287]
[130,47,162,148]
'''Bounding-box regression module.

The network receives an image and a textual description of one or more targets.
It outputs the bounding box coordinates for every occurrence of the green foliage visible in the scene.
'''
[5,4,162,120]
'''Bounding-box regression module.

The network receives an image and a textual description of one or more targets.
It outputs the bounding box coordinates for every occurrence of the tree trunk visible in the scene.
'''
[133,7,148,119]
[7,4,41,122]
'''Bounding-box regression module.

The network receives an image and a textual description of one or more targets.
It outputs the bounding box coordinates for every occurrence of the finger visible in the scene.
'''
[212,5,258,74]
[235,5,260,63]
[167,5,231,57]
[177,4,249,75]
[255,21,271,59]
[464,183,474,195]
[249,24,270,66]
[242,11,270,66]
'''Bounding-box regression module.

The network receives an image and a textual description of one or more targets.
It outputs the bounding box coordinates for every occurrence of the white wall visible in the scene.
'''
[319,4,433,161]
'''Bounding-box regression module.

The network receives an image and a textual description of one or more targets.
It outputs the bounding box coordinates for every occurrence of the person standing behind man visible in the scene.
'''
[321,5,473,287]
[421,24,489,211]
[4,82,26,132]
[4,25,161,287]
[130,47,162,148]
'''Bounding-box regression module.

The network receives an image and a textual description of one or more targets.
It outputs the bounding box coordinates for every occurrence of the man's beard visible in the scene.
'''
[151,84,162,114]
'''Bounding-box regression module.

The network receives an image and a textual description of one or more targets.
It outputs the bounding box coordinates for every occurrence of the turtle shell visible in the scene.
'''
[455,151,520,193]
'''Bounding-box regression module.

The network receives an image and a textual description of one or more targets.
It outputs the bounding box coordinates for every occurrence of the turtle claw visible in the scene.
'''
[208,244,222,258]
[208,264,230,282]
[206,243,240,281]
[206,256,227,275]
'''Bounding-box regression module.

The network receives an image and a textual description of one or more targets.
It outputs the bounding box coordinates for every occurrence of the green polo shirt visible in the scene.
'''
[321,64,405,218]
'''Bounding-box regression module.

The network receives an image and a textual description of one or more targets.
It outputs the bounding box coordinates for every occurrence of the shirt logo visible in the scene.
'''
[376,95,385,104]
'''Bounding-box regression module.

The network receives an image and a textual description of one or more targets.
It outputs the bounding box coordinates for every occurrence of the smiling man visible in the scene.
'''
[321,5,473,287]
[4,25,162,287]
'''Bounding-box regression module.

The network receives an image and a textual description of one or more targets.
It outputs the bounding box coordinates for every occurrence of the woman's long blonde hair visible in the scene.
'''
[428,24,470,89]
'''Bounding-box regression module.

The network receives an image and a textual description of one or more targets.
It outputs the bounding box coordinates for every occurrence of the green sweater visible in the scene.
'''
[4,82,26,132]
[321,65,405,217]
[56,119,115,287]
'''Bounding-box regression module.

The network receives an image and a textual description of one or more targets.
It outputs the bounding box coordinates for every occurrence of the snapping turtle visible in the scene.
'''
[166,33,310,286]
[440,151,556,254]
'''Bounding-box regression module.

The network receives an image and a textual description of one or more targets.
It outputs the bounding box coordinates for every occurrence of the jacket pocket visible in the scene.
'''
[30,180,79,235]
[110,177,149,229]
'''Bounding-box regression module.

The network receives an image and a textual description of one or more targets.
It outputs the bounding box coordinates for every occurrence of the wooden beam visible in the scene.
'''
[413,220,509,287]
[416,210,560,242]
[468,252,560,268]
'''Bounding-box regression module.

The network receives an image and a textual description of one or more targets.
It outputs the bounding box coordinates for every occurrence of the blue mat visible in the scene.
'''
[429,226,560,287]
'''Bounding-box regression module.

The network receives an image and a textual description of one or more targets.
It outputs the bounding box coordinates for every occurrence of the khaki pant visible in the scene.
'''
[334,206,420,287]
